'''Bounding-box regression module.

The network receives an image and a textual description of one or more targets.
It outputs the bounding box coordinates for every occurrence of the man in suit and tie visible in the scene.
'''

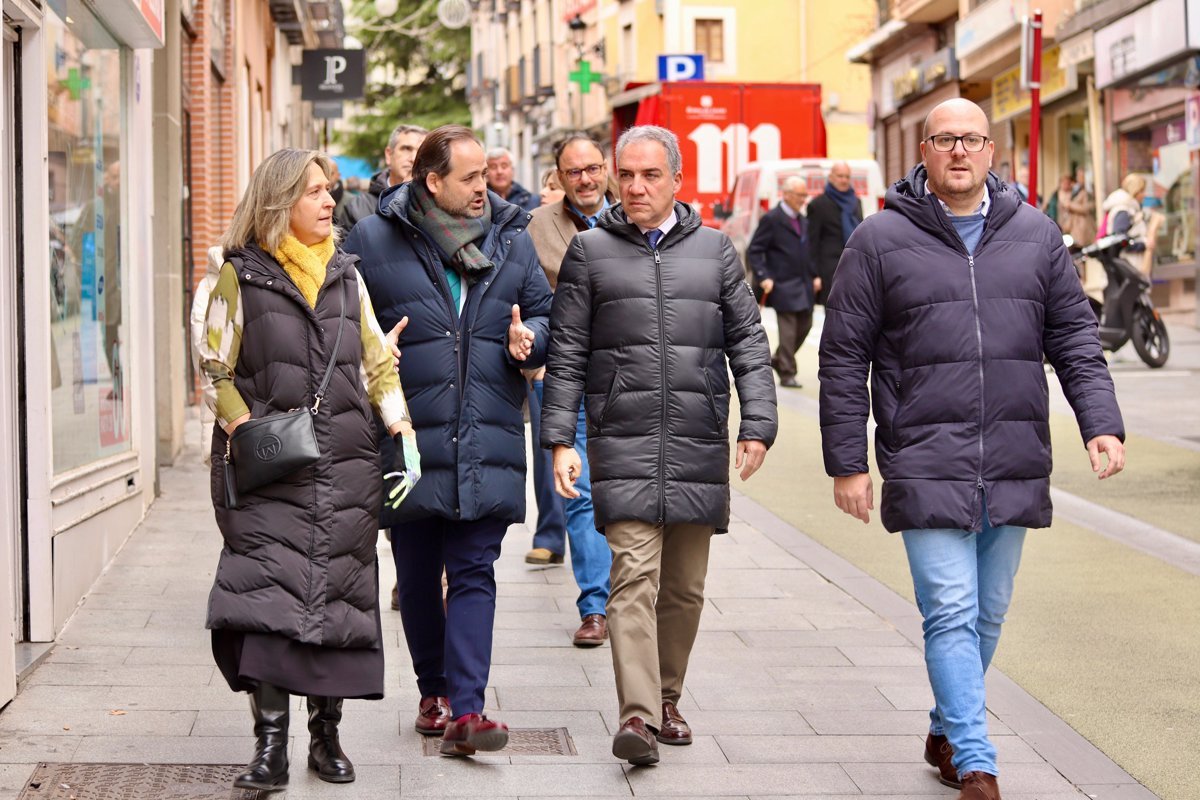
[525,133,617,648]
[747,175,819,388]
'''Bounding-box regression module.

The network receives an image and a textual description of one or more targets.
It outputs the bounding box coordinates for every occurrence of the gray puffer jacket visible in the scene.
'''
[541,201,778,532]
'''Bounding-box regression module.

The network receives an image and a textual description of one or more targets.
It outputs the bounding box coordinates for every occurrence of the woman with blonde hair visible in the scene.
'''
[538,166,566,206]
[199,148,419,792]
[1102,173,1149,244]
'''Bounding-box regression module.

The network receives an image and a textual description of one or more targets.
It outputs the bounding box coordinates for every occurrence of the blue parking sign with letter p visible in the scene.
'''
[658,54,705,82]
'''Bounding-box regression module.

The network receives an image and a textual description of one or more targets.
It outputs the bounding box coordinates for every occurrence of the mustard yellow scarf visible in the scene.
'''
[274,234,334,308]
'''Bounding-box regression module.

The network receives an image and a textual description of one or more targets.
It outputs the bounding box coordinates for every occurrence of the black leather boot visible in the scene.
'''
[233,682,290,791]
[307,696,355,783]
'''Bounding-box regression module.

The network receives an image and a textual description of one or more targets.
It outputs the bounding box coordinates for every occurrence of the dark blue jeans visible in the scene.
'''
[391,515,508,716]
[529,379,566,554]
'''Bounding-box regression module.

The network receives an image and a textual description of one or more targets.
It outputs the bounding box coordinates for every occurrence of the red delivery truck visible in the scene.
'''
[610,82,827,227]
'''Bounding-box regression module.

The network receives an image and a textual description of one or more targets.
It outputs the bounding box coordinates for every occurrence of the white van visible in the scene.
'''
[718,158,887,267]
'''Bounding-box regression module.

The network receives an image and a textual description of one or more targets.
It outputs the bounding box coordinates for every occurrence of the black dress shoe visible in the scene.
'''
[780,377,801,388]
[612,716,659,765]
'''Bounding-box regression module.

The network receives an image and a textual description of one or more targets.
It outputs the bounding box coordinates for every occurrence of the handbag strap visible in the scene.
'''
[311,277,348,415]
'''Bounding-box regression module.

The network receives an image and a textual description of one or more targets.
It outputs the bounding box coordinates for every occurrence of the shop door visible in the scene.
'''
[0,19,23,708]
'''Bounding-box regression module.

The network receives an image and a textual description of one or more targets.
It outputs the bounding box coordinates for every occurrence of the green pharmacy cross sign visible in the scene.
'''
[569,60,602,94]
[60,68,91,100]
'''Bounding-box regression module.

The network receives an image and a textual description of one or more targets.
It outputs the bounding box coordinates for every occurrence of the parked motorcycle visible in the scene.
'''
[1066,233,1170,368]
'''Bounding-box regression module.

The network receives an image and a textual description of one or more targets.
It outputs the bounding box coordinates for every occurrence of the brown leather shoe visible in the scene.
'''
[612,717,659,765]
[439,713,509,756]
[656,701,692,745]
[958,771,1001,800]
[572,614,607,647]
[924,732,961,788]
[414,696,451,736]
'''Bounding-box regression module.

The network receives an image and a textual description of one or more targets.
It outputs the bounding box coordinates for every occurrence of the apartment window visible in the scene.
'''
[694,19,724,64]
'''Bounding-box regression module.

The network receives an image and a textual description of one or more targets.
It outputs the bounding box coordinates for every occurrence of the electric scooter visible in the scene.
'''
[1067,233,1170,368]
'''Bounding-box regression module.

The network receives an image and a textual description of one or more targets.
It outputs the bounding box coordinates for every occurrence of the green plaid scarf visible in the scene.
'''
[408,181,494,285]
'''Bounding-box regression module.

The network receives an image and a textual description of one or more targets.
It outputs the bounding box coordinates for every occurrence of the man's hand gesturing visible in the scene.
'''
[507,304,535,361]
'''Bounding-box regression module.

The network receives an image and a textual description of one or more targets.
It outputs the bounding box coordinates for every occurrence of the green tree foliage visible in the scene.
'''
[336,0,471,162]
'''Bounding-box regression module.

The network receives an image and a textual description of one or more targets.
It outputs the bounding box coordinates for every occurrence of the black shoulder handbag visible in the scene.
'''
[223,283,346,508]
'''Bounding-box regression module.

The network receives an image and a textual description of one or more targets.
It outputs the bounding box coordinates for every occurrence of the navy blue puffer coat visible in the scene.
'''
[819,166,1124,533]
[344,186,553,525]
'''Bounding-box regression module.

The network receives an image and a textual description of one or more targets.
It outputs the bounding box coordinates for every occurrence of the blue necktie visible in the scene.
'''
[645,229,663,250]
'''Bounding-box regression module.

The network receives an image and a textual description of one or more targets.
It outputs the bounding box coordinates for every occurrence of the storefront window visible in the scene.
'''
[1121,118,1196,269]
[46,1,130,474]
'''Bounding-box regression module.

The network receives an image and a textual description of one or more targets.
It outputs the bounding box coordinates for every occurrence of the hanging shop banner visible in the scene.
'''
[992,45,1077,122]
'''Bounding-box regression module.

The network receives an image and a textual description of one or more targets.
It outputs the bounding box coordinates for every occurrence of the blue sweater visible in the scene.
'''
[950,213,986,256]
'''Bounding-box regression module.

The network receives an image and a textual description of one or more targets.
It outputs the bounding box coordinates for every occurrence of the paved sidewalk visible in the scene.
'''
[0,443,1157,799]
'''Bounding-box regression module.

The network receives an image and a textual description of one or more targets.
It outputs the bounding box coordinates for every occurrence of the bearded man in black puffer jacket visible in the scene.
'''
[819,98,1125,800]
[541,125,777,767]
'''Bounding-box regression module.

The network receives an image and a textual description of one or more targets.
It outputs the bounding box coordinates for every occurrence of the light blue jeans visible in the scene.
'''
[902,507,1026,778]
[533,382,611,618]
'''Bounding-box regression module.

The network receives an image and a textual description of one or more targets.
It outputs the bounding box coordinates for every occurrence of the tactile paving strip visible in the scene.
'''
[18,763,265,800]
[421,727,577,756]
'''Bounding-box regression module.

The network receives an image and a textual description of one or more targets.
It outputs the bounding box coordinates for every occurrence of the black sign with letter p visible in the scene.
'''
[300,49,366,101]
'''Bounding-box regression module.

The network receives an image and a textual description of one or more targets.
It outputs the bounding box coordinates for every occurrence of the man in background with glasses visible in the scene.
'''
[526,133,617,648]
[818,99,1125,800]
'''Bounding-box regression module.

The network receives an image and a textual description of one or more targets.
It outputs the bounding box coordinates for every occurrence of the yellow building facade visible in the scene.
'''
[598,0,875,158]
[468,0,876,189]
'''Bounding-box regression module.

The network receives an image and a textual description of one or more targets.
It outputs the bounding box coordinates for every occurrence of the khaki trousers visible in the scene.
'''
[604,519,713,731]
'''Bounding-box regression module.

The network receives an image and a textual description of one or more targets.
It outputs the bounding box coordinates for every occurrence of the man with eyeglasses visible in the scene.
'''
[526,133,617,648]
[818,98,1125,800]
[542,125,776,766]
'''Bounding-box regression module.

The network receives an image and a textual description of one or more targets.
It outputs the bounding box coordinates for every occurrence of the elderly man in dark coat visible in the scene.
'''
[747,175,818,388]
[541,125,777,767]
[806,161,863,304]
[819,99,1124,800]
[344,125,553,758]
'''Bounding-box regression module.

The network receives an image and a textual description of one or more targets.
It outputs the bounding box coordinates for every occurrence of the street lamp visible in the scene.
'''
[566,14,601,128]
[568,14,586,57]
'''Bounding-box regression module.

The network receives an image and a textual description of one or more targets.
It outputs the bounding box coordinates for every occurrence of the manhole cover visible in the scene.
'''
[18,764,265,800]
[421,727,577,756]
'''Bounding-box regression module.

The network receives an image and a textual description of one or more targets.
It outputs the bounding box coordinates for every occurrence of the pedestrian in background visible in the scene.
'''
[486,147,540,212]
[344,125,553,756]
[342,124,427,228]
[806,161,863,304]
[542,125,777,766]
[539,167,566,206]
[528,132,617,648]
[520,169,573,573]
[819,99,1124,800]
[199,148,417,792]
[1042,173,1073,228]
[747,175,818,389]
[1060,166,1096,247]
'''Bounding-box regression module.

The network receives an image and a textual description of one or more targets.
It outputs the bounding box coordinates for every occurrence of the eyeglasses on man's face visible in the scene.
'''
[926,134,990,153]
[562,163,605,181]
